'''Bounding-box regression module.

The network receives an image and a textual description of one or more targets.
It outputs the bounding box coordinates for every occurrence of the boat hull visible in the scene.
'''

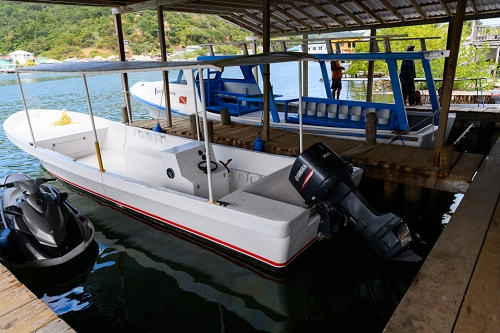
[6,109,361,272]
[131,80,456,149]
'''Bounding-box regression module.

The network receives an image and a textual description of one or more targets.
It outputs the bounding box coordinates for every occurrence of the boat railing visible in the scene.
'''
[199,35,442,56]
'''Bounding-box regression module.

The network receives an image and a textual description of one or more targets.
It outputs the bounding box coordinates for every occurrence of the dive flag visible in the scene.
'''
[179,96,187,104]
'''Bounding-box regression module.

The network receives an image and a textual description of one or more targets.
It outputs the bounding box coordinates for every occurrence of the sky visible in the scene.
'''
[481,18,500,25]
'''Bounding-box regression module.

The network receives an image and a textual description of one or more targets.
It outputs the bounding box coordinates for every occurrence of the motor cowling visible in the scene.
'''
[289,142,421,262]
[289,142,352,206]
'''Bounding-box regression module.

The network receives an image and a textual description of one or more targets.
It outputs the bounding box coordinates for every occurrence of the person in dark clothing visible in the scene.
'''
[399,45,416,105]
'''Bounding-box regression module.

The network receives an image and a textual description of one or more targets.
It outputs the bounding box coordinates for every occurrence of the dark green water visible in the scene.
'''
[0,68,455,332]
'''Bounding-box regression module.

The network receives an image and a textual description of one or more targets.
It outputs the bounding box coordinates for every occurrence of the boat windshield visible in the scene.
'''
[168,70,188,85]
[221,66,245,80]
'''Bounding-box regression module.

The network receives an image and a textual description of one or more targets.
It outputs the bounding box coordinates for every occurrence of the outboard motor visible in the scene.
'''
[289,142,421,262]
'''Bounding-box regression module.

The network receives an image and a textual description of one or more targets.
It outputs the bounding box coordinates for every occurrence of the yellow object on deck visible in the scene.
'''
[52,109,77,126]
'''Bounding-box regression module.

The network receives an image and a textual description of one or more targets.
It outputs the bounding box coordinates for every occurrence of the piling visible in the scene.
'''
[121,106,129,124]
[365,112,377,145]
[220,108,231,125]
[383,180,399,211]
[477,121,495,154]
[189,114,198,139]
[404,184,422,213]
[200,120,214,139]
[439,145,453,171]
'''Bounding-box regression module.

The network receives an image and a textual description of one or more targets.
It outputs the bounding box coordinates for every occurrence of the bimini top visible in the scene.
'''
[15,52,319,75]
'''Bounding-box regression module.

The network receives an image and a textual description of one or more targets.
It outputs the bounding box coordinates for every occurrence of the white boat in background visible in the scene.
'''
[5,57,421,273]
[131,50,455,149]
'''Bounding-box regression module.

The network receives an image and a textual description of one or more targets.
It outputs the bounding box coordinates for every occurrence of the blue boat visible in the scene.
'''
[131,48,455,148]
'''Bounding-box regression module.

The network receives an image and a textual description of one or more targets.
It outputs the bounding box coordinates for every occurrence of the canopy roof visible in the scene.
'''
[15,52,318,74]
[9,0,500,37]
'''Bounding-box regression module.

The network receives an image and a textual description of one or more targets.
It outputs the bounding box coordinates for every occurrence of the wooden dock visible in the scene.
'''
[384,135,500,333]
[132,118,484,194]
[0,264,75,332]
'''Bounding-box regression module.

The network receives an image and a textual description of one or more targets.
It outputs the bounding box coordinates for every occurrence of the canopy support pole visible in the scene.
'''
[16,73,37,148]
[114,13,132,125]
[298,61,303,153]
[191,69,201,141]
[198,67,214,204]
[262,0,270,141]
[433,0,467,166]
[157,6,172,127]
[82,74,105,173]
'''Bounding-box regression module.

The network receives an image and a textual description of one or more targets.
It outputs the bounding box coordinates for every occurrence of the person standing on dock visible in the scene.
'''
[399,45,417,105]
[331,60,345,99]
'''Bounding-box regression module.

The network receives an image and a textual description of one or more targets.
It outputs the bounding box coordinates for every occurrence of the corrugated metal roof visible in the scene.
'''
[8,0,500,37]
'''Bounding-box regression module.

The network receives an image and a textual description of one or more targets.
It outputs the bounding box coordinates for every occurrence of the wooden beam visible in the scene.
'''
[289,3,333,29]
[378,0,406,22]
[272,5,314,30]
[322,0,365,26]
[300,1,348,28]
[221,15,261,35]
[433,0,467,166]
[351,0,383,24]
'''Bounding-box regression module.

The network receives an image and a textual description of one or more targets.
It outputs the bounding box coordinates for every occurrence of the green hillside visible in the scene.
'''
[0,1,248,60]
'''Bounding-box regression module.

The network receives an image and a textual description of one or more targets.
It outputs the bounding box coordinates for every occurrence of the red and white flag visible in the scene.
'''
[179,96,187,104]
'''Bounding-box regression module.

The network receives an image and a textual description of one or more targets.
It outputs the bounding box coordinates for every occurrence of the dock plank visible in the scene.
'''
[0,267,20,293]
[380,145,417,169]
[131,118,483,193]
[35,319,76,333]
[383,140,500,333]
[453,197,500,333]
[0,299,59,332]
[0,282,40,318]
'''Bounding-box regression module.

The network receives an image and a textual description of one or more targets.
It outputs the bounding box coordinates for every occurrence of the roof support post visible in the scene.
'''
[262,0,270,141]
[157,6,172,128]
[16,73,37,148]
[302,34,309,96]
[114,13,132,125]
[433,0,467,166]
[82,74,105,173]
[366,28,376,102]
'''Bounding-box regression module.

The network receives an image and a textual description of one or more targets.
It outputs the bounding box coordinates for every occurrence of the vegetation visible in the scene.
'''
[347,23,497,90]
[1,1,496,90]
[0,1,248,60]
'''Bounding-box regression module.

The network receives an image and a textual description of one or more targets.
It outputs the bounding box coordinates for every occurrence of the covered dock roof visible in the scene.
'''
[8,0,500,37]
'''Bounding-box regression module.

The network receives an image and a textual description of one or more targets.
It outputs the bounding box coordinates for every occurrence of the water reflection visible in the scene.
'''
[7,178,426,333]
[0,73,81,87]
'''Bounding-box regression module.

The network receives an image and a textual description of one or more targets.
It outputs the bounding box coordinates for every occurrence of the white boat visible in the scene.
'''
[5,56,420,273]
[131,50,455,149]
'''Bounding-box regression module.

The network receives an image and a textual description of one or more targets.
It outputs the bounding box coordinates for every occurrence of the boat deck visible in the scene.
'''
[384,135,500,333]
[132,118,484,194]
[0,264,75,332]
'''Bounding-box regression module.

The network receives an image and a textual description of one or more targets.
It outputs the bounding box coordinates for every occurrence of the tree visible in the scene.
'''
[348,23,495,90]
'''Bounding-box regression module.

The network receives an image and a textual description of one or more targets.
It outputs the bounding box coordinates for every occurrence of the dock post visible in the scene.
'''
[220,108,231,125]
[383,180,399,211]
[439,145,453,171]
[404,184,422,213]
[365,112,377,145]
[199,120,214,139]
[477,121,494,154]
[121,106,129,124]
[189,114,198,139]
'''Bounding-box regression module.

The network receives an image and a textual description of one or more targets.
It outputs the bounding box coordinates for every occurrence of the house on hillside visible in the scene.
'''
[286,30,367,54]
[0,56,15,73]
[466,20,500,76]
[8,50,34,65]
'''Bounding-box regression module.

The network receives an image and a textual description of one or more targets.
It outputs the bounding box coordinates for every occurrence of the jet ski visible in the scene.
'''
[0,173,95,268]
